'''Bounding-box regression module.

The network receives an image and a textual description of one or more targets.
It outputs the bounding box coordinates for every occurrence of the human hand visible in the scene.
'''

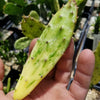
[0,39,95,100]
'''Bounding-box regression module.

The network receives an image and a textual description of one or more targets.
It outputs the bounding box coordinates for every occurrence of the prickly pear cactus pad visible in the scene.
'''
[91,42,100,86]
[3,3,23,15]
[29,10,40,20]
[0,0,5,16]
[21,16,46,39]
[13,0,78,100]
[14,37,32,50]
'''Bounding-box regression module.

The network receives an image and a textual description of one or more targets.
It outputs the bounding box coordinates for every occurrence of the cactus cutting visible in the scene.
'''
[13,0,78,100]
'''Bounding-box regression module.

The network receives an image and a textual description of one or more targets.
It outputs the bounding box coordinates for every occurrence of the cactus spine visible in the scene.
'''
[13,0,78,100]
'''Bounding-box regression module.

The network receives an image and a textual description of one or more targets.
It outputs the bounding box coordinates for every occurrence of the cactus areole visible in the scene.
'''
[13,0,78,100]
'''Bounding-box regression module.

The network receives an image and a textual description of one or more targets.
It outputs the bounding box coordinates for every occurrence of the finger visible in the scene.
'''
[6,91,14,98]
[0,90,5,97]
[69,49,95,100]
[28,38,37,56]
[6,91,14,100]
[0,59,4,80]
[55,39,74,84]
[0,90,13,100]
[0,81,3,90]
[0,59,4,90]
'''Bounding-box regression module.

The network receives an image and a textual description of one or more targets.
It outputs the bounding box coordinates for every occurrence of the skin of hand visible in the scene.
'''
[0,39,95,100]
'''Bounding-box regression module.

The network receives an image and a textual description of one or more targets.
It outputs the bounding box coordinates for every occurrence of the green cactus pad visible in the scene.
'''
[29,10,40,20]
[21,16,45,39]
[52,0,60,12]
[3,3,23,15]
[74,0,88,31]
[8,0,26,6]
[91,42,100,85]
[13,0,78,100]
[76,0,87,15]
[14,37,32,50]
[0,0,5,16]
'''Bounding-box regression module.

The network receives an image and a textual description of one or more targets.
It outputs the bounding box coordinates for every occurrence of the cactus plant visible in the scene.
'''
[3,3,23,15]
[0,0,5,16]
[36,0,60,13]
[14,37,32,50]
[21,15,46,39]
[49,0,60,13]
[3,0,27,15]
[53,0,60,12]
[14,11,44,50]
[7,0,26,6]
[3,77,11,94]
[75,0,87,19]
[29,10,40,20]
[3,0,39,24]
[90,42,100,86]
[94,16,100,34]
[74,0,88,31]
[13,0,78,100]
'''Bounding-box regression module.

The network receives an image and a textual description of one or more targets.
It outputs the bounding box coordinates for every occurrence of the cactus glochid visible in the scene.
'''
[13,0,78,100]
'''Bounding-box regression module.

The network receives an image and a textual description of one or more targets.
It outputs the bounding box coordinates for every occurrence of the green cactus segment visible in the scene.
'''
[3,3,23,15]
[36,0,60,13]
[75,0,88,31]
[91,42,100,85]
[0,0,5,16]
[53,0,60,12]
[8,0,26,6]
[14,37,32,50]
[94,16,100,34]
[21,16,45,39]
[75,0,87,6]
[76,0,87,17]
[13,0,77,100]
[49,0,60,13]
[29,10,40,20]
[15,11,42,50]
[69,0,87,8]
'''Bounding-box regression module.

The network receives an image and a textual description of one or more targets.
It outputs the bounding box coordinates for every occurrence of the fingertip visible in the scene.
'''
[77,49,95,75]
[29,38,37,55]
[78,49,95,63]
[6,91,14,97]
